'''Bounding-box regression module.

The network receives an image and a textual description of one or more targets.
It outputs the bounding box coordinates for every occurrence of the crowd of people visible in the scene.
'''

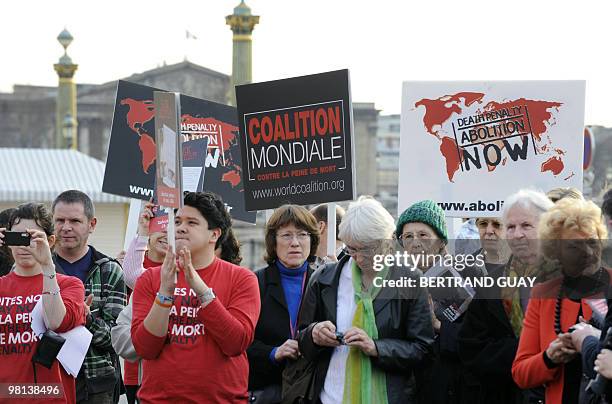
[0,186,612,404]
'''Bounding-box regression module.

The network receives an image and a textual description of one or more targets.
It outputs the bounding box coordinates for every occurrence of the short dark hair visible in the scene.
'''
[52,190,95,220]
[264,204,320,265]
[603,188,612,219]
[8,203,54,236]
[219,228,242,265]
[0,208,16,228]
[0,208,16,276]
[310,204,345,241]
[183,192,231,250]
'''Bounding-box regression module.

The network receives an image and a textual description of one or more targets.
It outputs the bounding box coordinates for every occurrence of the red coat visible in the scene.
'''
[512,272,611,404]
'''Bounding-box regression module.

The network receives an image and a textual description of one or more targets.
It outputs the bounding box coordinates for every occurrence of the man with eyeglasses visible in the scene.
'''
[472,217,510,275]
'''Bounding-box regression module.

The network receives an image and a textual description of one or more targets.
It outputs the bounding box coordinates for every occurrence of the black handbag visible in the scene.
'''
[32,330,65,369]
[281,354,316,404]
[248,384,282,403]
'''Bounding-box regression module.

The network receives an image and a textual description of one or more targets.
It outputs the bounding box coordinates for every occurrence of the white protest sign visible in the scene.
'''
[399,81,585,217]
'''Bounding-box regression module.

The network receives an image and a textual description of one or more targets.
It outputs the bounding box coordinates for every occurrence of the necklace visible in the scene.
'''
[554,268,604,334]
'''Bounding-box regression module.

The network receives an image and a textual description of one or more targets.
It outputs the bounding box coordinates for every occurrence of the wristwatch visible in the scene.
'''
[198,288,216,306]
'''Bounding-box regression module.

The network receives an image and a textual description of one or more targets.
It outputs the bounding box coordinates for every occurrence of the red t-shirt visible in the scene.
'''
[131,257,260,403]
[0,272,86,404]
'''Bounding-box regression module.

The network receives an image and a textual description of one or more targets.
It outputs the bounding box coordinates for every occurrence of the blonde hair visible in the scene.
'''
[546,187,583,203]
[539,198,608,259]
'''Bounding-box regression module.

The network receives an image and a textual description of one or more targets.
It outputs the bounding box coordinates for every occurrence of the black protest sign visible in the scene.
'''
[103,80,157,200]
[236,69,355,211]
[180,94,256,224]
[102,81,256,224]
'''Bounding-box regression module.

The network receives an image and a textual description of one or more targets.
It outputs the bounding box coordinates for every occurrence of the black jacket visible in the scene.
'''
[457,265,542,404]
[418,260,487,404]
[580,270,612,400]
[296,255,434,404]
[248,263,314,390]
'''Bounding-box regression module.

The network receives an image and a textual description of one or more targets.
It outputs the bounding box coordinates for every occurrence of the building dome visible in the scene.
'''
[57,28,73,50]
[233,1,251,16]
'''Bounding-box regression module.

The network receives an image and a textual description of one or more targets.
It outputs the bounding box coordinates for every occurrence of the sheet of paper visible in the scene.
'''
[57,326,93,377]
[30,299,46,335]
[182,166,203,192]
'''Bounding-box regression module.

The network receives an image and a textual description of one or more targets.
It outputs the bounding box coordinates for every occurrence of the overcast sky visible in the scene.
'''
[1,0,611,125]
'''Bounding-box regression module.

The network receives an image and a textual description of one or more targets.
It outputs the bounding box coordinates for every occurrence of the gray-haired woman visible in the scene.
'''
[295,196,433,404]
[458,189,553,404]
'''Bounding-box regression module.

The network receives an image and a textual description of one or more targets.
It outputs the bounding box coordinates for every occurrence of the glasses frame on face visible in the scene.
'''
[276,231,311,243]
[476,219,502,231]
[343,243,378,257]
[397,232,434,248]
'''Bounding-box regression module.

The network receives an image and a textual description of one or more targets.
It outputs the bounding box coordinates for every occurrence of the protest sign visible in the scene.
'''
[103,81,157,200]
[424,264,475,322]
[236,69,355,211]
[103,81,256,223]
[399,81,585,217]
[182,137,209,193]
[181,94,256,223]
[148,205,169,234]
[154,91,183,209]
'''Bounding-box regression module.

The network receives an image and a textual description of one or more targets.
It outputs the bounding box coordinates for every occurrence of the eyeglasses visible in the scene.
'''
[343,244,377,256]
[398,232,433,241]
[277,232,311,242]
[397,232,437,248]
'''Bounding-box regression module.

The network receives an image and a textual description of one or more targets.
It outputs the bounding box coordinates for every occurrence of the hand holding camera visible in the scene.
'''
[26,229,55,268]
[343,326,378,357]
[0,228,53,268]
[312,321,341,347]
[0,228,32,247]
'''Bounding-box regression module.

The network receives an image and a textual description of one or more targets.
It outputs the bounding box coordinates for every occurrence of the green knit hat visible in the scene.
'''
[396,200,448,242]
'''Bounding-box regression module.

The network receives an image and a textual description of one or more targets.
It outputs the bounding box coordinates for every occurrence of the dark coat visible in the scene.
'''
[582,291,612,401]
[296,254,434,404]
[418,258,488,404]
[457,265,542,404]
[247,263,314,391]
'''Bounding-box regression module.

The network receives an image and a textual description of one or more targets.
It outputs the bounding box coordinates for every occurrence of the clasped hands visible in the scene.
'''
[547,317,601,365]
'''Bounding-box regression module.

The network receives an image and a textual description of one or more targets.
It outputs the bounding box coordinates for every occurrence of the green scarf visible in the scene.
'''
[501,257,537,337]
[342,261,389,404]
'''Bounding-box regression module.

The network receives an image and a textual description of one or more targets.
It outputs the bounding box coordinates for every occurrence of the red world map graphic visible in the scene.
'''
[181,114,243,189]
[120,99,243,190]
[414,92,571,182]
